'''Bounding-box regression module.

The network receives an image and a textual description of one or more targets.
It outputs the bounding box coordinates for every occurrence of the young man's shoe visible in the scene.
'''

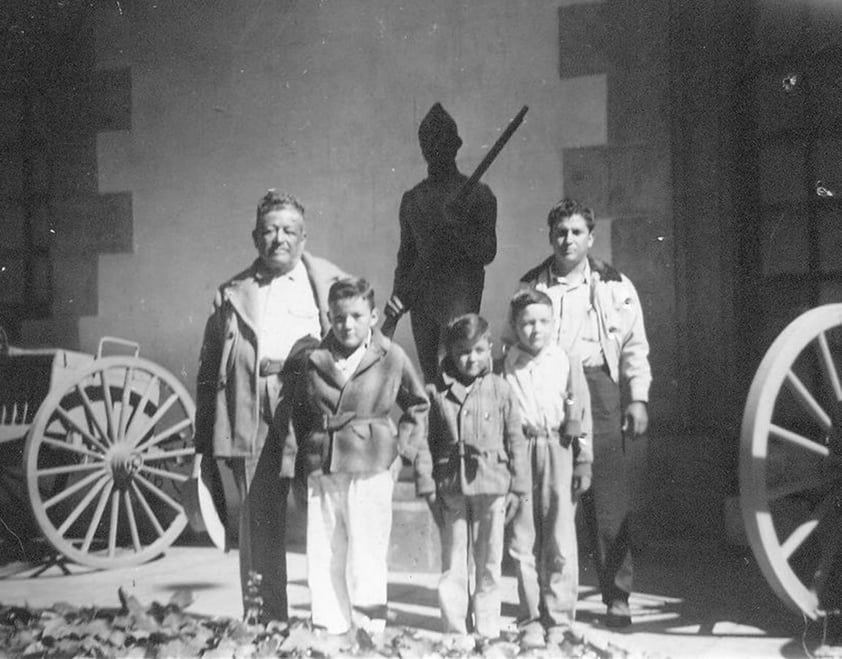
[606,599,632,628]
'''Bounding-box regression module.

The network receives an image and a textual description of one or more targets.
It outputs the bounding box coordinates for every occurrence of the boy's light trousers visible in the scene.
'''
[307,471,393,634]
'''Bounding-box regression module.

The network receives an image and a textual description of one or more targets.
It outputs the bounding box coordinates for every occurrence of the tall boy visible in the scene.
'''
[415,313,528,642]
[504,289,593,650]
[289,277,428,637]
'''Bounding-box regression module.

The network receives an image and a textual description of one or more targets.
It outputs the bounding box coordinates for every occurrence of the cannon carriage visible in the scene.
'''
[741,304,842,620]
[0,330,220,570]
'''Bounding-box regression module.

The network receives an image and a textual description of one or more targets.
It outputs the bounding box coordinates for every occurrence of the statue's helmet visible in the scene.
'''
[418,102,462,156]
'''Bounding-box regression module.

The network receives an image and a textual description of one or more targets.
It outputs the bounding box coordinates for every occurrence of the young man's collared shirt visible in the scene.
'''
[259,260,321,361]
[545,260,603,367]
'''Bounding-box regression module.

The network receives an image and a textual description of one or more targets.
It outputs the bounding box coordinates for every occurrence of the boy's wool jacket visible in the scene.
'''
[288,329,429,477]
[415,362,529,497]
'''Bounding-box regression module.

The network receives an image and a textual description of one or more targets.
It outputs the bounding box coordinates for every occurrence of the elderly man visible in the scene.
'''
[195,190,345,623]
[385,102,497,383]
[514,198,651,629]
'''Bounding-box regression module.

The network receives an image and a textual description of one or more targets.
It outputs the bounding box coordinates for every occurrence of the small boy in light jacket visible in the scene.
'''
[290,277,428,638]
[415,313,528,642]
[503,288,593,650]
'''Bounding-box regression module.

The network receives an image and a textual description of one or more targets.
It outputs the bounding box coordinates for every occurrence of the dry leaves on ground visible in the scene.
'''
[0,589,630,658]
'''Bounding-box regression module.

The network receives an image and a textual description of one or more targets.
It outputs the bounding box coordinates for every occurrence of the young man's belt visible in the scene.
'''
[258,357,285,376]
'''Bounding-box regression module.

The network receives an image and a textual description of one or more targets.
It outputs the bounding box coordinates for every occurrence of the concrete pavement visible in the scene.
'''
[0,531,821,658]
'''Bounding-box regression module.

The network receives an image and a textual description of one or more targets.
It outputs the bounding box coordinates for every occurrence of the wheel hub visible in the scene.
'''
[109,444,144,489]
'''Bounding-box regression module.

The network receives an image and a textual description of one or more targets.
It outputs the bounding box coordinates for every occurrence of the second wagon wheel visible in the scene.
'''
[24,355,196,569]
[741,303,842,619]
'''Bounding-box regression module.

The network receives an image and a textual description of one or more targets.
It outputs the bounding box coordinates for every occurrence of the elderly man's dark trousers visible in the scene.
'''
[230,454,289,624]
[579,366,641,607]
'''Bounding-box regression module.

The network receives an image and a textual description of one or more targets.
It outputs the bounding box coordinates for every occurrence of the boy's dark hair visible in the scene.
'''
[328,277,376,310]
[256,189,305,223]
[444,313,490,351]
[509,288,553,324]
[547,197,595,232]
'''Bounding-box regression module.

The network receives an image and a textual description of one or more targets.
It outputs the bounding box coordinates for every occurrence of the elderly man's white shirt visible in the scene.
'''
[259,260,320,360]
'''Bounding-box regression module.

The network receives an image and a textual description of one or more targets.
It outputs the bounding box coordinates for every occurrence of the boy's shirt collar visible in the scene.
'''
[311,329,387,387]
[439,358,490,403]
[506,343,560,368]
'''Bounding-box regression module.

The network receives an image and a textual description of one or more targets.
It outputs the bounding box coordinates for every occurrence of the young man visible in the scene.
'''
[504,289,592,650]
[385,102,497,382]
[515,198,651,628]
[195,190,345,623]
[289,277,428,638]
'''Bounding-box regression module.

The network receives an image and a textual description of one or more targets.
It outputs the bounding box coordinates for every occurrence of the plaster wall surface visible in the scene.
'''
[81,0,610,391]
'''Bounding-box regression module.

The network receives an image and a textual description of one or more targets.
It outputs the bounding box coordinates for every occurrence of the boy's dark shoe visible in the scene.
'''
[606,599,632,628]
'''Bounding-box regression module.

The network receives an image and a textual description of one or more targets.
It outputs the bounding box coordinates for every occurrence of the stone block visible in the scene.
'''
[563,144,671,219]
[89,68,132,132]
[50,255,98,317]
[20,315,80,350]
[558,3,608,79]
[52,192,133,255]
[607,64,670,146]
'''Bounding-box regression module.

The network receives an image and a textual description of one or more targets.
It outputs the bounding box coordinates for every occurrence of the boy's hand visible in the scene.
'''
[504,492,522,524]
[572,474,592,498]
[425,492,444,528]
[572,462,592,499]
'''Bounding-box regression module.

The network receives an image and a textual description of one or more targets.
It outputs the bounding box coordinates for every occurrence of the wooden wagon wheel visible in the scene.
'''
[741,303,842,619]
[24,356,196,569]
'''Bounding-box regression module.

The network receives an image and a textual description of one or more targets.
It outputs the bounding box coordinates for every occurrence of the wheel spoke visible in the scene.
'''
[118,366,134,442]
[41,437,104,461]
[74,383,111,447]
[130,481,165,537]
[124,489,141,552]
[55,405,109,454]
[785,370,832,432]
[43,470,104,509]
[108,490,120,558]
[127,393,180,448]
[81,480,115,553]
[139,464,189,483]
[135,418,193,453]
[124,374,159,444]
[817,332,842,403]
[99,370,118,443]
[57,475,110,537]
[768,473,842,500]
[770,424,829,458]
[142,446,195,461]
[134,472,183,514]
[37,461,103,477]
[780,493,837,560]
